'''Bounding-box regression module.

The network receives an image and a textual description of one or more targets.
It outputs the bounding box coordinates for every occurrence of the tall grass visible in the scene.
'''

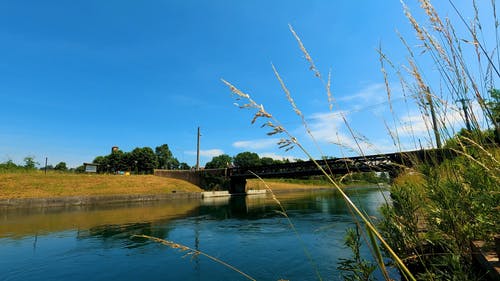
[221,1,499,280]
[137,1,499,280]
[378,0,500,280]
[222,26,415,281]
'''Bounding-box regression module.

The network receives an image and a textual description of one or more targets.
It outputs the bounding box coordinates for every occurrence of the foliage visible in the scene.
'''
[487,89,500,123]
[92,144,185,174]
[487,89,500,142]
[233,152,261,167]
[0,160,20,172]
[337,227,377,281]
[375,0,500,278]
[155,144,179,169]
[23,156,38,170]
[343,172,384,185]
[259,157,275,166]
[205,154,233,169]
[199,172,231,191]
[130,147,158,174]
[54,162,68,171]
[74,165,86,173]
[380,146,500,279]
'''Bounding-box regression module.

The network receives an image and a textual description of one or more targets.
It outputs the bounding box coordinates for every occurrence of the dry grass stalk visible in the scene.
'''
[289,24,321,79]
[378,45,403,151]
[133,234,257,281]
[222,78,415,281]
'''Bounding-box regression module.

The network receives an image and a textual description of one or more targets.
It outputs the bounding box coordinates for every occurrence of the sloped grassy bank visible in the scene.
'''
[0,172,203,208]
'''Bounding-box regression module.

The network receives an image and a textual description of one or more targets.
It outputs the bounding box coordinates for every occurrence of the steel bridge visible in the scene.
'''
[154,148,455,194]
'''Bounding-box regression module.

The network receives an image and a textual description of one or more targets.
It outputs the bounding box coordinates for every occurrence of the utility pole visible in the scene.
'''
[196,127,201,171]
[425,87,442,148]
[456,98,472,131]
[44,157,48,175]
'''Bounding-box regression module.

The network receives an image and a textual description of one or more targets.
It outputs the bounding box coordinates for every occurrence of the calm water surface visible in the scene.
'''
[0,187,394,281]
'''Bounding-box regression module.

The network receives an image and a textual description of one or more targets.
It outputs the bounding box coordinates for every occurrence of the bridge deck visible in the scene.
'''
[228,148,454,178]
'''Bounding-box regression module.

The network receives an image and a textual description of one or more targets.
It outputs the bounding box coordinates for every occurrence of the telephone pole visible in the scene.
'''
[425,87,442,148]
[196,127,201,171]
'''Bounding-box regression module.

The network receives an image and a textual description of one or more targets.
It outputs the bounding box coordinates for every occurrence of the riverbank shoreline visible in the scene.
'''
[0,184,388,209]
[0,192,203,209]
[0,172,387,209]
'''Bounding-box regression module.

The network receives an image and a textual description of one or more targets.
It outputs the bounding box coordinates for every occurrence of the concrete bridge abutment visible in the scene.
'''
[154,169,243,193]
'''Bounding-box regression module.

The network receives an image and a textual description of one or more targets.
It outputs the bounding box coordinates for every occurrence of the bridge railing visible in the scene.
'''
[228,148,456,178]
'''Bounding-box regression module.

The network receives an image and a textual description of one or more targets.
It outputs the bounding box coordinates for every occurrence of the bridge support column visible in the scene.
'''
[229,177,247,194]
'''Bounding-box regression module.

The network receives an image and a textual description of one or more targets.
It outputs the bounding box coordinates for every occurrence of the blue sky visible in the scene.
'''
[0,1,495,168]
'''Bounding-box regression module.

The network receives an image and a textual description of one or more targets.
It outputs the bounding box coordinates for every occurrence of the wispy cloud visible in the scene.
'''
[306,111,400,155]
[232,138,280,150]
[185,149,224,158]
[308,111,347,143]
[339,83,387,103]
[337,82,404,115]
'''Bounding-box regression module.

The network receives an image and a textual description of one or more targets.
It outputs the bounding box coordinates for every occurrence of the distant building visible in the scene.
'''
[83,163,98,173]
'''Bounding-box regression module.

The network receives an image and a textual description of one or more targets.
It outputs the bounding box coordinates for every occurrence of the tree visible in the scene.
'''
[107,150,130,172]
[23,156,38,170]
[179,162,190,170]
[205,154,232,169]
[54,162,68,171]
[260,157,275,166]
[486,88,500,143]
[130,147,158,174]
[75,165,86,173]
[379,172,389,183]
[0,160,19,171]
[155,144,179,169]
[233,152,260,167]
[93,155,109,173]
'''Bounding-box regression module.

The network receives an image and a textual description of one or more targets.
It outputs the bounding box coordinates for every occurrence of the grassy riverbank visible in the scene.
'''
[246,178,381,190]
[0,171,202,199]
[0,171,342,200]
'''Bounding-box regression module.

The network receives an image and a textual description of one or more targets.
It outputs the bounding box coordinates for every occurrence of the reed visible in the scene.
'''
[133,235,257,281]
[222,24,414,280]
[140,1,498,280]
[221,1,500,280]
[377,0,500,279]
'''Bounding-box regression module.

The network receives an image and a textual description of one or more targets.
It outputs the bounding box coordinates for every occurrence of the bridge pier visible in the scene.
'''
[229,177,247,194]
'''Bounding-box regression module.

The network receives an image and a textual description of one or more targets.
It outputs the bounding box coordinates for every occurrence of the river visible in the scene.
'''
[0,187,394,281]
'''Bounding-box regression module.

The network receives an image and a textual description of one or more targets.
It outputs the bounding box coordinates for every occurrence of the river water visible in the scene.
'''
[0,187,394,281]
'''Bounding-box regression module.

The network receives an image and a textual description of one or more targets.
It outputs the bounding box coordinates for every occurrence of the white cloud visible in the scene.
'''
[232,138,279,150]
[396,102,473,138]
[308,111,348,143]
[258,152,300,161]
[306,111,402,155]
[185,149,224,158]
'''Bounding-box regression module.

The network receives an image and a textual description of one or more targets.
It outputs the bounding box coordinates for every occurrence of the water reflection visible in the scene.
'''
[1,187,388,239]
[0,200,200,239]
[0,187,392,281]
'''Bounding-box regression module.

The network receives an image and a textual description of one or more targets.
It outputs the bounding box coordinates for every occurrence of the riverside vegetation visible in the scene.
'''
[216,0,499,280]
[3,1,498,280]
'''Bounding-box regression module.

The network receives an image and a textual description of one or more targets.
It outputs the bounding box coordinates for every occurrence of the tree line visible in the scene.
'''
[0,157,69,172]
[204,151,292,169]
[91,144,189,174]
